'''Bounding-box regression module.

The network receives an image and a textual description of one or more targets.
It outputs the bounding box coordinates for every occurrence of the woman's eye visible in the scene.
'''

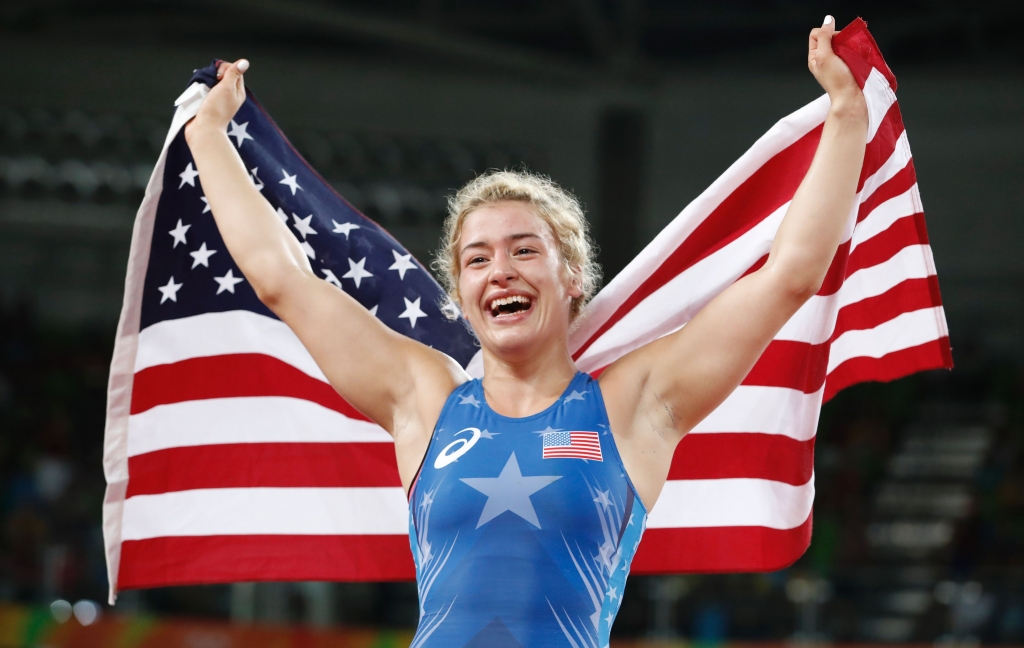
[516,248,535,255]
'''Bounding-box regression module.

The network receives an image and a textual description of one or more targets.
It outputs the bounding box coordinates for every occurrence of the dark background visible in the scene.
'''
[1,0,1023,643]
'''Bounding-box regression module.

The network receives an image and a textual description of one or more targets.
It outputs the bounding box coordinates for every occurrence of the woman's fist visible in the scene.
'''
[808,17,861,103]
[185,59,250,143]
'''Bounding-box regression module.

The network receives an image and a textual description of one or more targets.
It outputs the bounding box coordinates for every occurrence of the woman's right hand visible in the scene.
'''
[184,59,249,143]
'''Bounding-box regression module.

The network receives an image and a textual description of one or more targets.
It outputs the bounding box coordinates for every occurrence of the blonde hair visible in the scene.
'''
[434,169,600,320]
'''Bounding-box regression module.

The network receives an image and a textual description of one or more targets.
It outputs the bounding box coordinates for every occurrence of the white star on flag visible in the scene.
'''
[189,242,217,268]
[249,167,264,191]
[291,213,317,239]
[341,257,372,288]
[300,241,316,260]
[399,297,427,328]
[275,207,289,223]
[322,269,342,288]
[331,220,360,238]
[214,269,245,294]
[227,120,254,147]
[178,162,198,188]
[158,276,182,304]
[368,304,378,317]
[279,169,302,195]
[168,219,190,247]
[199,196,211,213]
[388,250,417,280]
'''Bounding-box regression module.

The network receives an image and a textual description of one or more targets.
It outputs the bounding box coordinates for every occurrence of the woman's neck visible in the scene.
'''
[479,345,578,418]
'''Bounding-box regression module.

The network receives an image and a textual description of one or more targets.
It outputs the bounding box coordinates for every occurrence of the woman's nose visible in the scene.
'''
[489,252,517,283]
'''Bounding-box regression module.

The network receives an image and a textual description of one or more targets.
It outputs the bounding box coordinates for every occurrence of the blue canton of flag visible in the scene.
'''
[139,60,479,365]
[542,430,603,461]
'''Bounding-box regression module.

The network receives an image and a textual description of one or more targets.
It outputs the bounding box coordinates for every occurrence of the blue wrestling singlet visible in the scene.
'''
[408,372,648,648]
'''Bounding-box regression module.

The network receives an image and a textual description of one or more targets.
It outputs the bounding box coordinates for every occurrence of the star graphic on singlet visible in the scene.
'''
[564,390,587,403]
[533,425,562,436]
[460,452,560,529]
[459,394,480,407]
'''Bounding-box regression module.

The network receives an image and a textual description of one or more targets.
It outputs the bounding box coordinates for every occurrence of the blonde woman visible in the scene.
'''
[184,16,865,647]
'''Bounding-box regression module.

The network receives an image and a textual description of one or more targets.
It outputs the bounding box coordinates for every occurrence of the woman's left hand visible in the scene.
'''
[808,16,861,102]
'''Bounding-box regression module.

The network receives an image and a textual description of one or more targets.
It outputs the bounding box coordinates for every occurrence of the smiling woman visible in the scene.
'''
[182,15,866,646]
[434,169,601,321]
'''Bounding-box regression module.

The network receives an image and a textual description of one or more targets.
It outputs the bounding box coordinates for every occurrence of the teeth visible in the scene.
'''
[489,295,531,311]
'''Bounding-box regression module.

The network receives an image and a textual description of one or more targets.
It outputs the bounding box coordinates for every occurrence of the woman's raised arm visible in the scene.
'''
[183,60,464,468]
[601,17,868,508]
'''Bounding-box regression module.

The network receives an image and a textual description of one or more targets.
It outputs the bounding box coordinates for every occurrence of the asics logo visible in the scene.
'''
[434,427,482,469]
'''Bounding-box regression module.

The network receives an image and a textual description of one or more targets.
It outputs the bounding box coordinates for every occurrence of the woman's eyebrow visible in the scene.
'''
[508,232,541,243]
[460,240,488,255]
[460,233,540,255]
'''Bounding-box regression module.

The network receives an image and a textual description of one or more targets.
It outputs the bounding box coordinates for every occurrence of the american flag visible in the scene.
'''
[567,19,951,574]
[102,62,478,598]
[103,19,950,602]
[542,431,604,461]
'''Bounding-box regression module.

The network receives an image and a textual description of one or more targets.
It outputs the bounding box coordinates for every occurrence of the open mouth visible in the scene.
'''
[488,295,534,319]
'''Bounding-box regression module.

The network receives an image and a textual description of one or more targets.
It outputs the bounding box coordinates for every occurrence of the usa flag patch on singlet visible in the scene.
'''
[542,431,603,461]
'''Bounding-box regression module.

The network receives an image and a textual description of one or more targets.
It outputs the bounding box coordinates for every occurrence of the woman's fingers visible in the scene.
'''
[815,16,836,66]
[216,59,249,83]
[806,16,860,100]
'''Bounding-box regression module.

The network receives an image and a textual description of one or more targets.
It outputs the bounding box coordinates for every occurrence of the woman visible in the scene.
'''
[184,15,865,647]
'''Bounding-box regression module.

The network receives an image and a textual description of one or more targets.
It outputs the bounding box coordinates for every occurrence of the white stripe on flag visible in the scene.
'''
[776,243,936,344]
[127,396,391,457]
[859,130,912,204]
[690,386,823,441]
[863,67,898,143]
[135,310,325,381]
[569,95,833,350]
[121,487,409,539]
[576,202,789,371]
[827,306,947,372]
[851,185,920,251]
[647,475,814,530]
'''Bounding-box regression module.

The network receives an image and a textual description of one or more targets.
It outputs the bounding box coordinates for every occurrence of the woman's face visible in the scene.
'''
[457,201,581,362]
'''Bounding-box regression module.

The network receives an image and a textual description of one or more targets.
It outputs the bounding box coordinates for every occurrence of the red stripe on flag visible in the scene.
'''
[118,534,415,589]
[126,442,402,497]
[592,274,943,394]
[832,18,897,91]
[847,213,928,277]
[824,336,952,402]
[856,101,906,193]
[574,125,824,361]
[670,434,814,486]
[742,340,828,393]
[631,513,813,574]
[130,353,369,421]
[833,276,943,339]
[858,161,916,224]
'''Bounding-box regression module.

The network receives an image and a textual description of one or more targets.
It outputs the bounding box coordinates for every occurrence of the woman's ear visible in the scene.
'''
[566,264,585,299]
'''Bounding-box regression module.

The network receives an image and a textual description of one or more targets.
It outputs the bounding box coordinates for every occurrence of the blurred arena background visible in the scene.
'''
[1,0,1023,645]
